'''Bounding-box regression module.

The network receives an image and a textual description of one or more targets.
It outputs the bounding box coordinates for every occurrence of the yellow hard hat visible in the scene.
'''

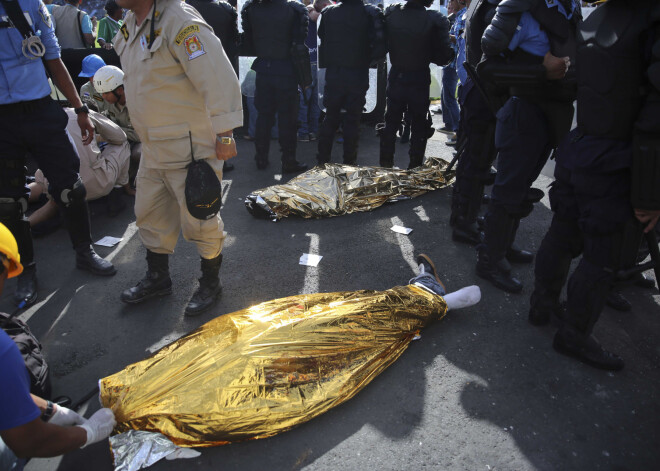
[0,223,23,278]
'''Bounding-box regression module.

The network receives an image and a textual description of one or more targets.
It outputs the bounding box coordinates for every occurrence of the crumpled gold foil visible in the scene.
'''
[245,157,455,220]
[100,285,448,447]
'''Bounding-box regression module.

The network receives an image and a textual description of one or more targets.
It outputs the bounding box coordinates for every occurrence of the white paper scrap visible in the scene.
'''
[94,236,122,247]
[391,225,413,235]
[299,253,323,267]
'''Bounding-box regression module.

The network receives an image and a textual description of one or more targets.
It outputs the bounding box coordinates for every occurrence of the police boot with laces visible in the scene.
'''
[185,253,223,316]
[62,197,116,276]
[121,251,172,304]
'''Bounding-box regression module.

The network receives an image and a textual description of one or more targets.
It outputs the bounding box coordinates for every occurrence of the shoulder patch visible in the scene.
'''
[39,3,52,29]
[175,24,200,45]
[120,23,129,40]
[182,33,206,60]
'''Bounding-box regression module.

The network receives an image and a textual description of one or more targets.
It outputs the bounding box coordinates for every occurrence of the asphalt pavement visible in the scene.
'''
[5,114,659,471]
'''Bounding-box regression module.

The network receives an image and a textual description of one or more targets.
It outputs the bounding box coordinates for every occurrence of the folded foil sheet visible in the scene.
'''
[245,158,455,220]
[110,431,180,471]
[100,285,448,447]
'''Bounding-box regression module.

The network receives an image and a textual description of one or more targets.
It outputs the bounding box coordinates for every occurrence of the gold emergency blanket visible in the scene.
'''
[245,157,455,220]
[100,285,448,447]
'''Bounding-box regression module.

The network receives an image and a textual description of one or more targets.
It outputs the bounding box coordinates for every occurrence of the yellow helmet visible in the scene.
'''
[0,223,23,278]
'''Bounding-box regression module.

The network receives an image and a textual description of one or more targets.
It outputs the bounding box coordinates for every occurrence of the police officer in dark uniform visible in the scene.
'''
[379,0,453,170]
[0,0,116,307]
[316,0,386,166]
[449,0,499,246]
[186,0,239,76]
[241,0,309,173]
[475,0,581,293]
[530,0,660,371]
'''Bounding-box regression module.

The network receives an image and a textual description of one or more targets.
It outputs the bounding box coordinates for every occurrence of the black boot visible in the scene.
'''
[553,326,624,371]
[282,160,308,174]
[476,207,523,293]
[120,250,172,304]
[185,254,223,316]
[505,219,534,264]
[605,290,632,312]
[529,288,564,326]
[476,250,523,293]
[1,201,38,306]
[452,220,481,246]
[380,153,394,168]
[62,198,116,276]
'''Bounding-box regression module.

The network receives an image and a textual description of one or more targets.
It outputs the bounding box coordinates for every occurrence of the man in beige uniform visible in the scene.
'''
[93,65,142,191]
[115,0,243,315]
[29,109,131,226]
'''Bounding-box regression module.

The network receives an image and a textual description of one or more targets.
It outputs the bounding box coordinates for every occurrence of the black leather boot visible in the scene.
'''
[282,160,308,174]
[553,326,624,371]
[380,154,394,168]
[185,254,223,316]
[605,290,632,312]
[506,219,534,264]
[62,199,116,276]
[476,207,523,293]
[476,250,523,293]
[121,250,172,304]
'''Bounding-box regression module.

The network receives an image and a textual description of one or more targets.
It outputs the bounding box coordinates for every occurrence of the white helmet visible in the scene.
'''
[93,65,124,94]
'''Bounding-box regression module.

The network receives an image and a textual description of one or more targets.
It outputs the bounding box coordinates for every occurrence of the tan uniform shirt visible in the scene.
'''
[113,0,243,170]
[104,101,141,144]
[80,81,108,113]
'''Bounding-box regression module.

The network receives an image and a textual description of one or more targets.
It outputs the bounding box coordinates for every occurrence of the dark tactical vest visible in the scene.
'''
[465,0,499,67]
[319,0,371,68]
[245,0,296,59]
[385,3,435,70]
[577,0,657,141]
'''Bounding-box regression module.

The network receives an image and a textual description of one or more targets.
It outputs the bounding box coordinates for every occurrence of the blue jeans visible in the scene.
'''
[298,65,320,136]
[441,65,459,132]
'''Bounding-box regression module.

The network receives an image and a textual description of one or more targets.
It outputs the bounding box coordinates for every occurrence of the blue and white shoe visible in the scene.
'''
[409,254,446,295]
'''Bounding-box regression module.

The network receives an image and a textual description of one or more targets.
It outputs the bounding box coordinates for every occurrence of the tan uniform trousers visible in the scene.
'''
[34,141,130,201]
[135,162,225,259]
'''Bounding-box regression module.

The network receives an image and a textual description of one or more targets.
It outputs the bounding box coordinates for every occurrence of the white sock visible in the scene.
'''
[444,286,481,311]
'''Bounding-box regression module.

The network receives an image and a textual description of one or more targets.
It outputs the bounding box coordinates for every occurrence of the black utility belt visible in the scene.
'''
[0,96,51,115]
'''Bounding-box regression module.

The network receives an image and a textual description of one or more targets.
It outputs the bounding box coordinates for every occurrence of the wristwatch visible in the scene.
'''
[41,400,55,422]
[217,136,234,145]
[74,104,89,115]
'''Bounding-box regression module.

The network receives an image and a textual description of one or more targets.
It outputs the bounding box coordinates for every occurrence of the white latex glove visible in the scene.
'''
[49,404,86,427]
[78,408,116,448]
[444,286,481,311]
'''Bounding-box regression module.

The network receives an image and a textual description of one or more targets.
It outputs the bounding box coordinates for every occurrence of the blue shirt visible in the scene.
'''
[0,0,61,104]
[508,0,579,57]
[0,330,41,431]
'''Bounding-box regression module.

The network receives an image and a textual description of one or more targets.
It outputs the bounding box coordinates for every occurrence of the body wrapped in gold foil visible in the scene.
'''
[100,285,448,447]
[245,158,455,220]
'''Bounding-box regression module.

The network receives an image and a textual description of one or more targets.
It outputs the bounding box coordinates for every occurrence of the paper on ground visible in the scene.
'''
[95,236,123,247]
[391,225,413,235]
[299,253,323,267]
